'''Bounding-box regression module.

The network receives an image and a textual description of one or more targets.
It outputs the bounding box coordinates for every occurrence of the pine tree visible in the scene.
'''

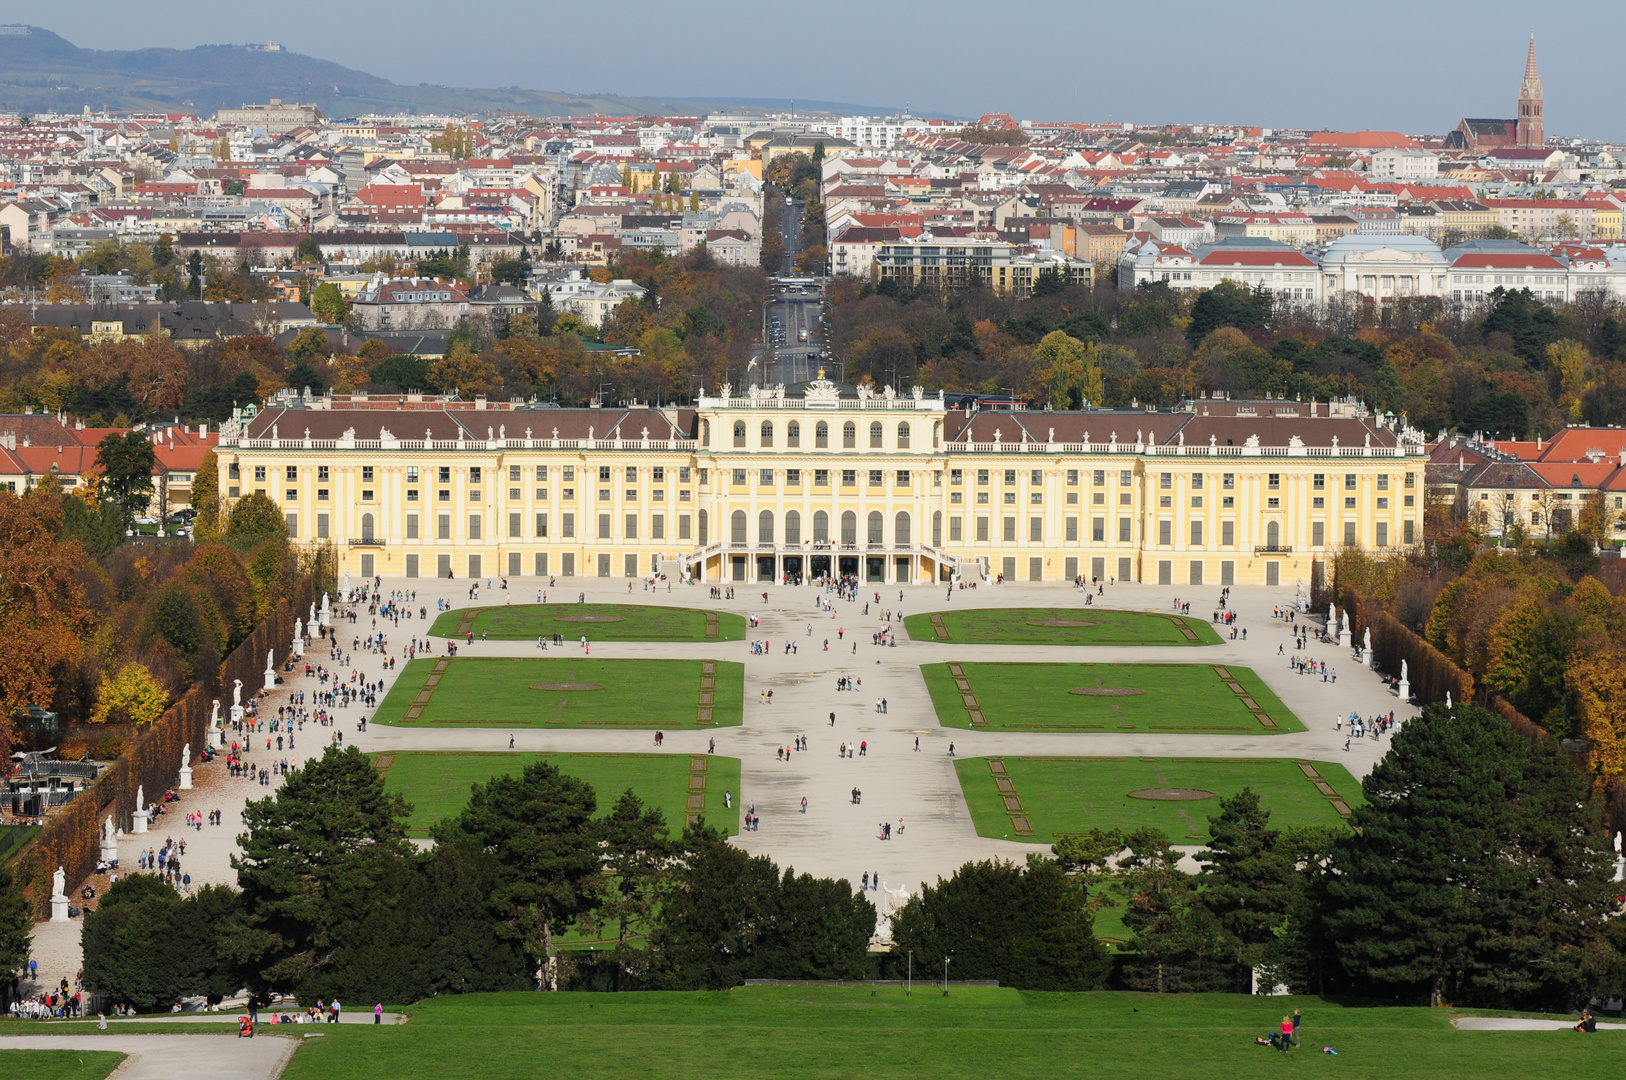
[1322,703,1618,1008]
[434,758,599,990]
[1198,787,1297,990]
[225,745,414,998]
[588,790,675,991]
[1118,833,1235,993]
[0,863,31,988]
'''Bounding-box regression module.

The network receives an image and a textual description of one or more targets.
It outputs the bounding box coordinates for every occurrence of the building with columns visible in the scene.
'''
[215,378,1426,588]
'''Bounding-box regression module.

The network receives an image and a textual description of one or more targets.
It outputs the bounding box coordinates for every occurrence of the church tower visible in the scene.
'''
[1516,33,1544,147]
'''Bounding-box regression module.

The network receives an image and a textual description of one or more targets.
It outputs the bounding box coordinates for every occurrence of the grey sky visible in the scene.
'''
[10,0,1626,139]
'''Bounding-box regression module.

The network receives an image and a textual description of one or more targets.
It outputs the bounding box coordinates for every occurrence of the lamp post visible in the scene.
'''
[943,955,951,997]
[907,949,912,998]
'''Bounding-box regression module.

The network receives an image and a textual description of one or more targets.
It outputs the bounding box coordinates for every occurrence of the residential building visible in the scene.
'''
[351,278,471,331]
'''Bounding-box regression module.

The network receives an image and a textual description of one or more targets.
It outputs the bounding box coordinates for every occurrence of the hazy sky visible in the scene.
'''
[10,0,1626,139]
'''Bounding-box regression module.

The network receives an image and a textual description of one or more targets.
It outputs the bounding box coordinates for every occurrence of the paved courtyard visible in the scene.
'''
[24,576,1414,995]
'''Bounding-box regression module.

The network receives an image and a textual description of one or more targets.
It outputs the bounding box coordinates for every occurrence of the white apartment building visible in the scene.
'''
[1369,149,1440,181]
[806,116,935,150]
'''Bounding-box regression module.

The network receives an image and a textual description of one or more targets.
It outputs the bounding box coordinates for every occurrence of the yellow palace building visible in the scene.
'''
[216,376,1425,587]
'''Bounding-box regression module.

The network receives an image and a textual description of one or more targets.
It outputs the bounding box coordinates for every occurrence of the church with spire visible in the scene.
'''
[1445,33,1547,151]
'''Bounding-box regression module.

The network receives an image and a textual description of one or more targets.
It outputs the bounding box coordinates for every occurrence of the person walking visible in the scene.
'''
[375,1003,383,1025]
[800,796,808,814]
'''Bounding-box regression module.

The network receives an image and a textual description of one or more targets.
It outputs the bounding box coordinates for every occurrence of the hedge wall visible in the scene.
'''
[14,575,316,916]
[1337,584,1474,709]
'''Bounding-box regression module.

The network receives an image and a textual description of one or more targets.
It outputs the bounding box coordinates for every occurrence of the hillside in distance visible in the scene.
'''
[0,25,796,118]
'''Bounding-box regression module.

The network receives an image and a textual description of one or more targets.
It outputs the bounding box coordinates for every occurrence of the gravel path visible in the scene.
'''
[1454,1016,1624,1031]
[0,1034,296,1079]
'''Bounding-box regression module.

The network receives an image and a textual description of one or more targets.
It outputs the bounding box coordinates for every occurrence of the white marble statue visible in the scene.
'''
[294,618,303,641]
[1327,603,1335,627]
[211,699,221,726]
[181,744,190,770]
[1616,832,1624,883]
[1401,660,1408,682]
[135,785,144,813]
[52,866,65,899]
[233,680,242,708]
[1446,691,1452,709]
[1363,627,1371,653]
[102,815,111,841]
[310,601,317,628]
[266,650,274,672]
[1341,611,1350,634]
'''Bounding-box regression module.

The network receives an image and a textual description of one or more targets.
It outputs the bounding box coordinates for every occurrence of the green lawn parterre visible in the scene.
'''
[275,987,1620,1080]
[904,607,1222,646]
[921,662,1303,733]
[428,603,746,642]
[374,657,744,728]
[955,756,1365,843]
[0,1052,125,1080]
[373,751,740,838]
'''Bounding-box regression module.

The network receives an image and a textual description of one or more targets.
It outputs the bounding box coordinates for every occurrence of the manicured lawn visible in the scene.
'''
[904,607,1222,646]
[955,756,1365,844]
[921,662,1302,733]
[428,603,746,642]
[0,1052,124,1080]
[374,751,740,838]
[276,986,1620,1080]
[373,658,744,728]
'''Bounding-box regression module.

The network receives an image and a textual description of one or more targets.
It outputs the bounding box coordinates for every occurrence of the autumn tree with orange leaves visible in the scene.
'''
[0,481,91,750]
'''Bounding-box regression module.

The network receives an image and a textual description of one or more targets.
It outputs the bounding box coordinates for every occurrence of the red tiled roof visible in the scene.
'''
[1198,250,1317,267]
[1448,253,1566,270]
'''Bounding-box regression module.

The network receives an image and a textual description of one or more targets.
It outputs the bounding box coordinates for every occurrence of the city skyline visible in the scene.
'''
[11,1,1626,140]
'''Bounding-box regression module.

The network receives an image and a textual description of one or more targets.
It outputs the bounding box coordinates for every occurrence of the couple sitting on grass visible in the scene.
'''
[1254,1011,1300,1052]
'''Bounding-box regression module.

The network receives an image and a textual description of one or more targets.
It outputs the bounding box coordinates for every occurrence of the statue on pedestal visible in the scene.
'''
[50,865,70,921]
[233,680,242,708]
[181,744,191,770]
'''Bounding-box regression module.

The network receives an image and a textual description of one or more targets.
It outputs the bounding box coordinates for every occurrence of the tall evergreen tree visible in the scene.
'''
[226,745,413,999]
[0,863,32,993]
[1199,787,1298,990]
[435,758,599,990]
[1322,703,1618,1008]
[648,823,781,989]
[588,790,676,991]
[890,855,1107,991]
[1118,834,1235,993]
[649,823,875,988]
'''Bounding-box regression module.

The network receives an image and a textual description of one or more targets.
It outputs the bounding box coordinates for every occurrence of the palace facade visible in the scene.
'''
[216,377,1425,587]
